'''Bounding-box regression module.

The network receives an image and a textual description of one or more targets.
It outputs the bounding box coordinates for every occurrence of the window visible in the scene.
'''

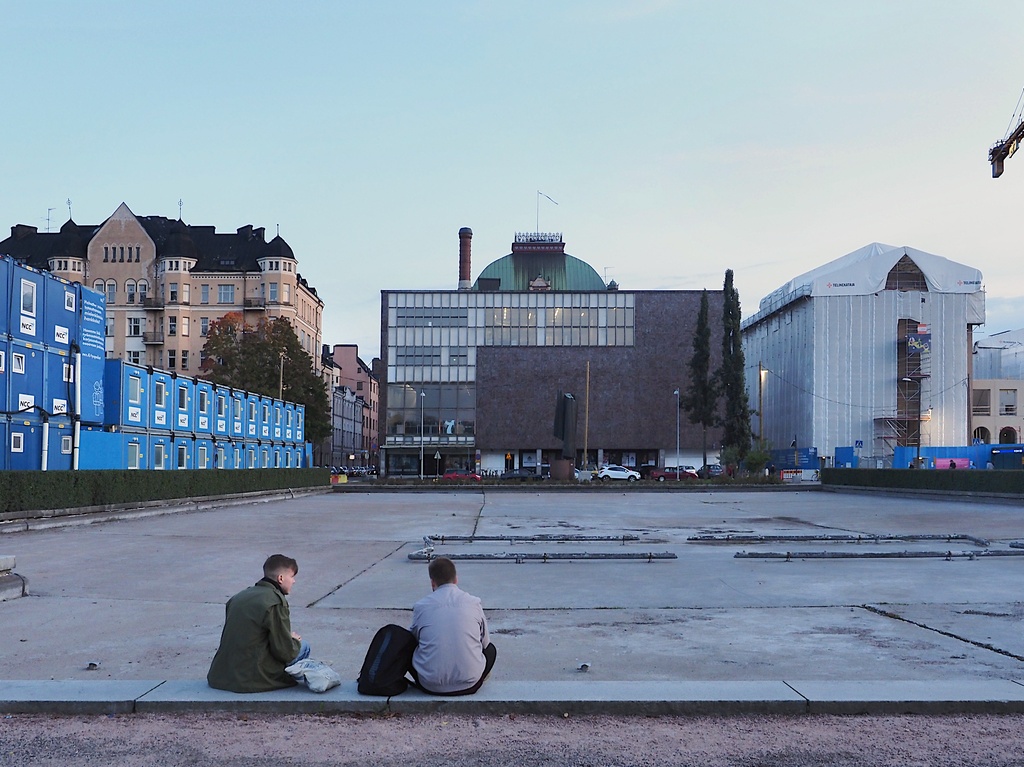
[182,284,190,304]
[181,350,189,370]
[0,350,4,373]
[177,444,188,469]
[218,284,235,304]
[63,363,74,382]
[61,435,73,454]
[128,376,141,404]
[119,246,125,263]
[201,284,210,304]
[168,317,177,336]
[198,445,208,469]
[21,279,36,316]
[106,281,116,304]
[127,351,143,364]
[199,389,209,414]
[128,318,143,337]
[1000,389,1018,416]
[154,442,166,470]
[178,385,188,410]
[973,389,991,417]
[268,282,279,302]
[181,317,189,337]
[103,246,109,262]
[217,395,227,417]
[154,381,166,407]
[200,317,209,336]
[169,283,178,302]
[105,317,114,338]
[167,350,176,369]
[283,284,290,304]
[13,353,25,374]
[138,281,148,300]
[128,441,141,469]
[126,280,136,304]
[12,432,24,452]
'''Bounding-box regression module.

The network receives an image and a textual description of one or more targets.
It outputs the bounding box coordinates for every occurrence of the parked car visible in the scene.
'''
[699,463,724,478]
[440,468,482,482]
[499,468,543,482]
[649,466,699,481]
[596,465,641,482]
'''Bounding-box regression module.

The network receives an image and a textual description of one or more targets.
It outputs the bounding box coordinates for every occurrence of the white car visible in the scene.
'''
[597,465,640,482]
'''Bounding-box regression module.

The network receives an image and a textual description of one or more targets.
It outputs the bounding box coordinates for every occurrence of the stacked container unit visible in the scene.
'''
[194,378,214,438]
[75,282,107,428]
[149,369,175,431]
[172,376,194,434]
[7,263,48,467]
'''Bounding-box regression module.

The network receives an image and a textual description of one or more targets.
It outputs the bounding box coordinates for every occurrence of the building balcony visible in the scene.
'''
[244,298,266,309]
[141,297,164,310]
[143,331,164,344]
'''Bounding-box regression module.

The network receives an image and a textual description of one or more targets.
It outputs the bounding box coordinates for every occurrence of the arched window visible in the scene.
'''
[973,427,991,444]
[93,279,105,296]
[138,280,149,301]
[999,427,1018,444]
[105,281,116,304]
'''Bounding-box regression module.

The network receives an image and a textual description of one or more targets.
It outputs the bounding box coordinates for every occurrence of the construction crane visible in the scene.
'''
[990,90,1024,177]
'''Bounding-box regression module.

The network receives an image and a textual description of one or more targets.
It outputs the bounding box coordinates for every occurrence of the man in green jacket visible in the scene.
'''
[207,554,310,692]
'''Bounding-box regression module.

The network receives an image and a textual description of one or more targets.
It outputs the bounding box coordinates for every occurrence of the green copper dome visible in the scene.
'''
[472,234,606,291]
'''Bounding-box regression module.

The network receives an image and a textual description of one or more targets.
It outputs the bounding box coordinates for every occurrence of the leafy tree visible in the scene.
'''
[681,290,719,472]
[201,314,330,445]
[718,269,752,460]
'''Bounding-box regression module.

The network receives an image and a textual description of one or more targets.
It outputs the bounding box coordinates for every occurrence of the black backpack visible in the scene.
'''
[357,624,417,696]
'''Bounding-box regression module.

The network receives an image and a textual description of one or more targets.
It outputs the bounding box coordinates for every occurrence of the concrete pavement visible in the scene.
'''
[3,486,1024,715]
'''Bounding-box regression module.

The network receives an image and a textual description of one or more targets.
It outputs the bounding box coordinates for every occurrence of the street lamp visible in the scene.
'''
[901,377,922,467]
[419,390,426,480]
[673,388,680,481]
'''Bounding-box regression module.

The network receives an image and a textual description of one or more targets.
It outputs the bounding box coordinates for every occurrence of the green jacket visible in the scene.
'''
[207,579,301,693]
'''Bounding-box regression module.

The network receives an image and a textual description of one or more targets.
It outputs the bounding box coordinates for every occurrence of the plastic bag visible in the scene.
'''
[285,658,342,693]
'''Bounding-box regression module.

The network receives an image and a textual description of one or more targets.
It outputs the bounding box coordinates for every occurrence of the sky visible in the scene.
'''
[4,1,1024,361]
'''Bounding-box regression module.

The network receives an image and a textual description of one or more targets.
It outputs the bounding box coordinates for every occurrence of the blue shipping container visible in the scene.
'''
[45,418,75,471]
[149,369,174,431]
[172,377,194,433]
[8,262,46,343]
[194,379,214,436]
[44,349,74,418]
[0,255,11,338]
[76,283,107,426]
[7,339,45,418]
[7,415,44,470]
[173,435,194,469]
[43,274,78,353]
[195,437,215,469]
[104,360,149,430]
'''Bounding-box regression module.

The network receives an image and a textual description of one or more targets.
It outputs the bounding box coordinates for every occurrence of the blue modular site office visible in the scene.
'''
[2,255,311,471]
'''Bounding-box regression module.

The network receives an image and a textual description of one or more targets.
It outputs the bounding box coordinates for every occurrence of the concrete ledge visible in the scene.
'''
[0,680,165,714]
[135,680,806,716]
[790,679,1024,715]
[0,487,331,533]
[6,678,1024,716]
[0,572,28,601]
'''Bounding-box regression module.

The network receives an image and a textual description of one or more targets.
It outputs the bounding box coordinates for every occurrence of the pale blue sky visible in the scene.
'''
[4,1,1024,359]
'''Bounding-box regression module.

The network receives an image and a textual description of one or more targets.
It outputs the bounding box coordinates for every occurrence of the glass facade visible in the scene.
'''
[384,290,634,452]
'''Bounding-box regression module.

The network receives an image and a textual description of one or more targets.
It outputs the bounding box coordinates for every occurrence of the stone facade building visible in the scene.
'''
[0,203,324,375]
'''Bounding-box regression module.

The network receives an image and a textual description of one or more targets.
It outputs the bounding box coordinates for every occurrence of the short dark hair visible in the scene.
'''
[428,556,456,585]
[264,554,298,578]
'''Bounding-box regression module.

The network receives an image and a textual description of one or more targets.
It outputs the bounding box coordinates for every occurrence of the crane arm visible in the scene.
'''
[990,118,1024,178]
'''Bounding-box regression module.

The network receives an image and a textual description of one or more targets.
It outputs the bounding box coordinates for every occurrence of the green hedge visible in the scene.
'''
[821,468,1024,495]
[0,468,331,514]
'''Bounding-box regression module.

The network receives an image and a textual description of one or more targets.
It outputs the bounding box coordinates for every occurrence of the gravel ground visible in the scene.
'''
[4,713,1024,766]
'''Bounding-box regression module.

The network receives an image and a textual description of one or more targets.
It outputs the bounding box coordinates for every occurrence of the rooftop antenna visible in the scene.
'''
[66,198,72,220]
[604,267,614,282]
[178,198,183,219]
[46,208,55,232]
[276,223,280,237]
[537,190,558,232]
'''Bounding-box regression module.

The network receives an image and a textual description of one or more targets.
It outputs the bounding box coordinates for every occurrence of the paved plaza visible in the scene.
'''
[2,486,1024,691]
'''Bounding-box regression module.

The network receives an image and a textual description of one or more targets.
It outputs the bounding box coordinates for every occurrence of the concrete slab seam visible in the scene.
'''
[861,603,1024,662]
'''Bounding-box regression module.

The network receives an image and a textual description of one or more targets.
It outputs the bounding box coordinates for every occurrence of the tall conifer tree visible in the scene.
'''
[718,270,752,460]
[681,290,718,472]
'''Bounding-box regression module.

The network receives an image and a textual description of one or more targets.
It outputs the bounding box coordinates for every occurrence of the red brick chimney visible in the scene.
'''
[458,227,473,290]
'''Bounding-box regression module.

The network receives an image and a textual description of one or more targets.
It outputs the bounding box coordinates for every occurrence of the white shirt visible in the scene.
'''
[410,583,489,693]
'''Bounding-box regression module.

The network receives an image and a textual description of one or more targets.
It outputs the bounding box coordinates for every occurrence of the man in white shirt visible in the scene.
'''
[409,556,496,695]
